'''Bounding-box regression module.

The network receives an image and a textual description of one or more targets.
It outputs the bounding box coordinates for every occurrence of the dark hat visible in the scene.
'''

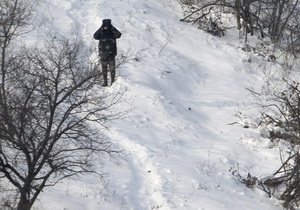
[102,19,111,26]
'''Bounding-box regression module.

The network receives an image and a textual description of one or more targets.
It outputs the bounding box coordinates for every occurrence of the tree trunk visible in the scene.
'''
[17,201,32,210]
[17,189,33,210]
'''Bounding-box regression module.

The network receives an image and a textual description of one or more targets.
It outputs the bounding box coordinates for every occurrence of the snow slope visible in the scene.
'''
[32,0,284,209]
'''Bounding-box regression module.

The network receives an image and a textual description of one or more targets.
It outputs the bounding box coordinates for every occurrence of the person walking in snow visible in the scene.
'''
[94,19,122,86]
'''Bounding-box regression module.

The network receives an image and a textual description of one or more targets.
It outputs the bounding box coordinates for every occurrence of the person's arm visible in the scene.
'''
[112,27,122,39]
[93,27,103,40]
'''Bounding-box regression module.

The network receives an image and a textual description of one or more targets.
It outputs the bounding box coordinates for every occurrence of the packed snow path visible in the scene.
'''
[106,128,173,209]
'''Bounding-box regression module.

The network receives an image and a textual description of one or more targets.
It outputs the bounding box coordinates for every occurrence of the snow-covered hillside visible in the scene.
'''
[33,0,284,209]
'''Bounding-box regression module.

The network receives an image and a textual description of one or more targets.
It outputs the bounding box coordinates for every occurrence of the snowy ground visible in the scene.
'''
[30,0,285,209]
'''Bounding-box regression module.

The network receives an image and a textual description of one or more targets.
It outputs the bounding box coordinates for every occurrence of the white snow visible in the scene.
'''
[29,0,285,209]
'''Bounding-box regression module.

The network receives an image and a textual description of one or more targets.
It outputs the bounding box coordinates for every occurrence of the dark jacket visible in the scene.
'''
[94,24,122,60]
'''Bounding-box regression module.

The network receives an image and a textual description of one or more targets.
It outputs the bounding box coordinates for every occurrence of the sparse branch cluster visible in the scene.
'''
[179,0,300,56]
[245,76,300,209]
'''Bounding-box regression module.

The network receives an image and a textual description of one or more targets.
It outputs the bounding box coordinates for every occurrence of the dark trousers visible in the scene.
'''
[101,58,116,86]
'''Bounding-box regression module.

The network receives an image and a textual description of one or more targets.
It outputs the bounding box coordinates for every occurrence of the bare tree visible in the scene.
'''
[0,1,124,210]
[0,0,36,71]
[0,34,124,210]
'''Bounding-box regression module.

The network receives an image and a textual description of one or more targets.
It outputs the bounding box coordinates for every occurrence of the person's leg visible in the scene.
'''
[109,58,116,85]
[101,60,108,86]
